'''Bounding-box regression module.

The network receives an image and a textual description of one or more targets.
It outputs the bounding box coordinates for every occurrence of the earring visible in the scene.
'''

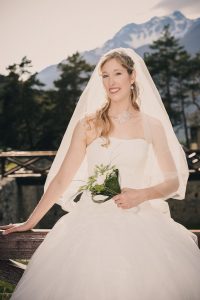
[130,85,134,90]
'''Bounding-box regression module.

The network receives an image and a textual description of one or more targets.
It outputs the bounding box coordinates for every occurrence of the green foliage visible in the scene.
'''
[0,57,44,150]
[47,52,94,148]
[0,53,94,150]
[144,25,200,147]
[79,164,121,203]
[0,280,15,299]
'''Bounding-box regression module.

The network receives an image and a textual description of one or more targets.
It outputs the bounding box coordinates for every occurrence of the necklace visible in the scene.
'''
[109,110,134,124]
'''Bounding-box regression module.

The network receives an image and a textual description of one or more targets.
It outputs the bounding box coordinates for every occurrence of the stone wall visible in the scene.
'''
[168,180,200,229]
[0,178,200,229]
[0,178,65,229]
[0,178,18,225]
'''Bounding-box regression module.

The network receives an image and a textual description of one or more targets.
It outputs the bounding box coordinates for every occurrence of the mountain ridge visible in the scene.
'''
[37,11,200,89]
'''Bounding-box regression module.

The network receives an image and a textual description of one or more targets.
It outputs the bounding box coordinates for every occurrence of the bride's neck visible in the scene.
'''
[109,101,131,115]
[108,102,137,115]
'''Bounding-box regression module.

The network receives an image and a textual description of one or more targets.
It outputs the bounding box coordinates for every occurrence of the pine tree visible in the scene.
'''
[187,52,200,111]
[0,57,43,150]
[144,25,192,146]
[144,25,187,125]
[51,52,94,147]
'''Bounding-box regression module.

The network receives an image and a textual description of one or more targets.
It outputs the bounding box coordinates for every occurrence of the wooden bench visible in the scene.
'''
[0,229,200,285]
[0,229,49,285]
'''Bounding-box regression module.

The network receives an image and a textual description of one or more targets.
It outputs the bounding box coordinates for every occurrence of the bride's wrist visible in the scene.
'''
[129,188,148,204]
[25,219,37,230]
[139,189,149,203]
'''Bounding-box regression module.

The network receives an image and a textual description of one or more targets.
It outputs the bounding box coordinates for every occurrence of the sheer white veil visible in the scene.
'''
[44,48,189,214]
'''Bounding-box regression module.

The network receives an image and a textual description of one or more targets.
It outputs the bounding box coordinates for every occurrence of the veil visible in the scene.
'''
[44,48,189,214]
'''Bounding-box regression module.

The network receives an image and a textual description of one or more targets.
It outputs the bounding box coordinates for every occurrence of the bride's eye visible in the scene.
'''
[115,72,122,76]
[102,74,109,79]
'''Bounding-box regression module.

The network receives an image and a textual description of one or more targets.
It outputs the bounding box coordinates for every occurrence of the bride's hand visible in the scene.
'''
[0,222,33,235]
[113,188,146,209]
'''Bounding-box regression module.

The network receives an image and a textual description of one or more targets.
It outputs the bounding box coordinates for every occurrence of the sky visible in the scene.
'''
[0,0,200,75]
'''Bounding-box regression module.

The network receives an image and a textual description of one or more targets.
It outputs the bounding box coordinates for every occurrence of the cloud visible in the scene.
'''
[154,0,200,14]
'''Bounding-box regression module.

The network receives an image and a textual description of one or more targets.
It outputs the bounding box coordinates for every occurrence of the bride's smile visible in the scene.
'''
[101,58,135,104]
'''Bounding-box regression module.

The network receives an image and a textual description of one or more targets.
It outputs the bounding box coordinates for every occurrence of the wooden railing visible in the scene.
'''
[0,148,199,179]
[0,229,199,285]
[183,147,200,177]
[0,151,56,178]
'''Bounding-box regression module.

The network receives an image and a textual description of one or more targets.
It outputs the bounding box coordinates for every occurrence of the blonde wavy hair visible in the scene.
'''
[86,51,140,146]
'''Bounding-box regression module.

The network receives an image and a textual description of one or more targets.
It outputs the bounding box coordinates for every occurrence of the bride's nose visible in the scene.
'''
[108,76,116,86]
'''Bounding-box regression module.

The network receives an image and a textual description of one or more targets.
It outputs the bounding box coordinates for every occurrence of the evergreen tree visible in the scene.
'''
[144,25,193,146]
[51,52,94,147]
[173,51,191,147]
[0,57,43,150]
[144,25,187,126]
[0,53,94,150]
[187,52,200,111]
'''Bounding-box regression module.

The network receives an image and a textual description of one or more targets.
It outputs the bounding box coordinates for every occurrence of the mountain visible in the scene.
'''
[181,18,200,55]
[37,11,200,89]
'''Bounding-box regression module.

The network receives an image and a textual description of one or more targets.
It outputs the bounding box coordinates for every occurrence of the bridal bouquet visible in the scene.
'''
[79,164,121,203]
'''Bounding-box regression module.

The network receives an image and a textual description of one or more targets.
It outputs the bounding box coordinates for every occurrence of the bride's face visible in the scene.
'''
[101,58,134,103]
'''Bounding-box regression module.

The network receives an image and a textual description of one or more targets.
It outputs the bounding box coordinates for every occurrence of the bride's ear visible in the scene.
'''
[131,69,136,84]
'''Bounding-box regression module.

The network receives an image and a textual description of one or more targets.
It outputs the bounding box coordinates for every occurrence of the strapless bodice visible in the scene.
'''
[86,137,150,189]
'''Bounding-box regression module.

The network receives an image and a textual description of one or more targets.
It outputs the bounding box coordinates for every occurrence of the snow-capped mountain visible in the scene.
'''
[37,11,200,89]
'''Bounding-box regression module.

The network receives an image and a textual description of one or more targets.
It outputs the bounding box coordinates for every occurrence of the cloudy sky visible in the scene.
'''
[0,0,200,74]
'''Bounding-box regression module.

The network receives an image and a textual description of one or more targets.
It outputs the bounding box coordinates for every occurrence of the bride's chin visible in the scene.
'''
[109,94,124,102]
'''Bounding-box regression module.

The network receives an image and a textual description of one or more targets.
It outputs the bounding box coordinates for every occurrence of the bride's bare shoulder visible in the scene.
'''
[142,112,163,128]
[141,113,167,146]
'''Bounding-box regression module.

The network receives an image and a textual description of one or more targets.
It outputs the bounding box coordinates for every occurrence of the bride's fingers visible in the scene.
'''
[115,198,122,204]
[2,226,19,235]
[0,224,14,230]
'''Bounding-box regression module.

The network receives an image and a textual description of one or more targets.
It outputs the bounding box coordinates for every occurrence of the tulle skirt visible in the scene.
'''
[11,196,200,300]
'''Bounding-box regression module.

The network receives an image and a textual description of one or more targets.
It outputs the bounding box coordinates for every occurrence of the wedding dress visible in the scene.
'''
[11,137,200,300]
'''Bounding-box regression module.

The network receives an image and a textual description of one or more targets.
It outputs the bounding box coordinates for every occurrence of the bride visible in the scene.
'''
[1,48,200,299]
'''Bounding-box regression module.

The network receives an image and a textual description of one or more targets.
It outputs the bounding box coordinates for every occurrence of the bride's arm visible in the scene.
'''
[1,120,87,235]
[113,118,180,209]
[142,118,179,201]
[136,118,179,200]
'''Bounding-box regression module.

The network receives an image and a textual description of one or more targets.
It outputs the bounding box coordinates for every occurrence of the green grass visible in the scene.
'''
[0,280,15,300]
[0,260,28,299]
[5,162,17,172]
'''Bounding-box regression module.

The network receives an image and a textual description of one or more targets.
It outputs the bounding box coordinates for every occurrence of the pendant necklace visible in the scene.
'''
[108,107,134,124]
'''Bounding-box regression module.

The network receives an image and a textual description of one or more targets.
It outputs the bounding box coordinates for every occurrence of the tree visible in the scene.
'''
[0,53,94,150]
[144,26,193,147]
[0,57,43,150]
[187,52,200,111]
[173,51,192,147]
[144,26,188,125]
[51,52,94,147]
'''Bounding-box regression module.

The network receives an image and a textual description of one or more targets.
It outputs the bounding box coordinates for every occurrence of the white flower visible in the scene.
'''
[106,169,114,176]
[92,195,108,202]
[96,174,106,185]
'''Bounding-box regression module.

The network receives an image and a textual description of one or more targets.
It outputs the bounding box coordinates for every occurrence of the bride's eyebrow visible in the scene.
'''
[102,68,123,74]
[113,68,123,72]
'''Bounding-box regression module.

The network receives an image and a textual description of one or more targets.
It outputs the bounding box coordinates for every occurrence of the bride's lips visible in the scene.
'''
[109,88,120,94]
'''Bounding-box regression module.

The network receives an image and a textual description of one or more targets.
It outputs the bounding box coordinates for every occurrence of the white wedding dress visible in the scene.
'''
[11,137,200,300]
